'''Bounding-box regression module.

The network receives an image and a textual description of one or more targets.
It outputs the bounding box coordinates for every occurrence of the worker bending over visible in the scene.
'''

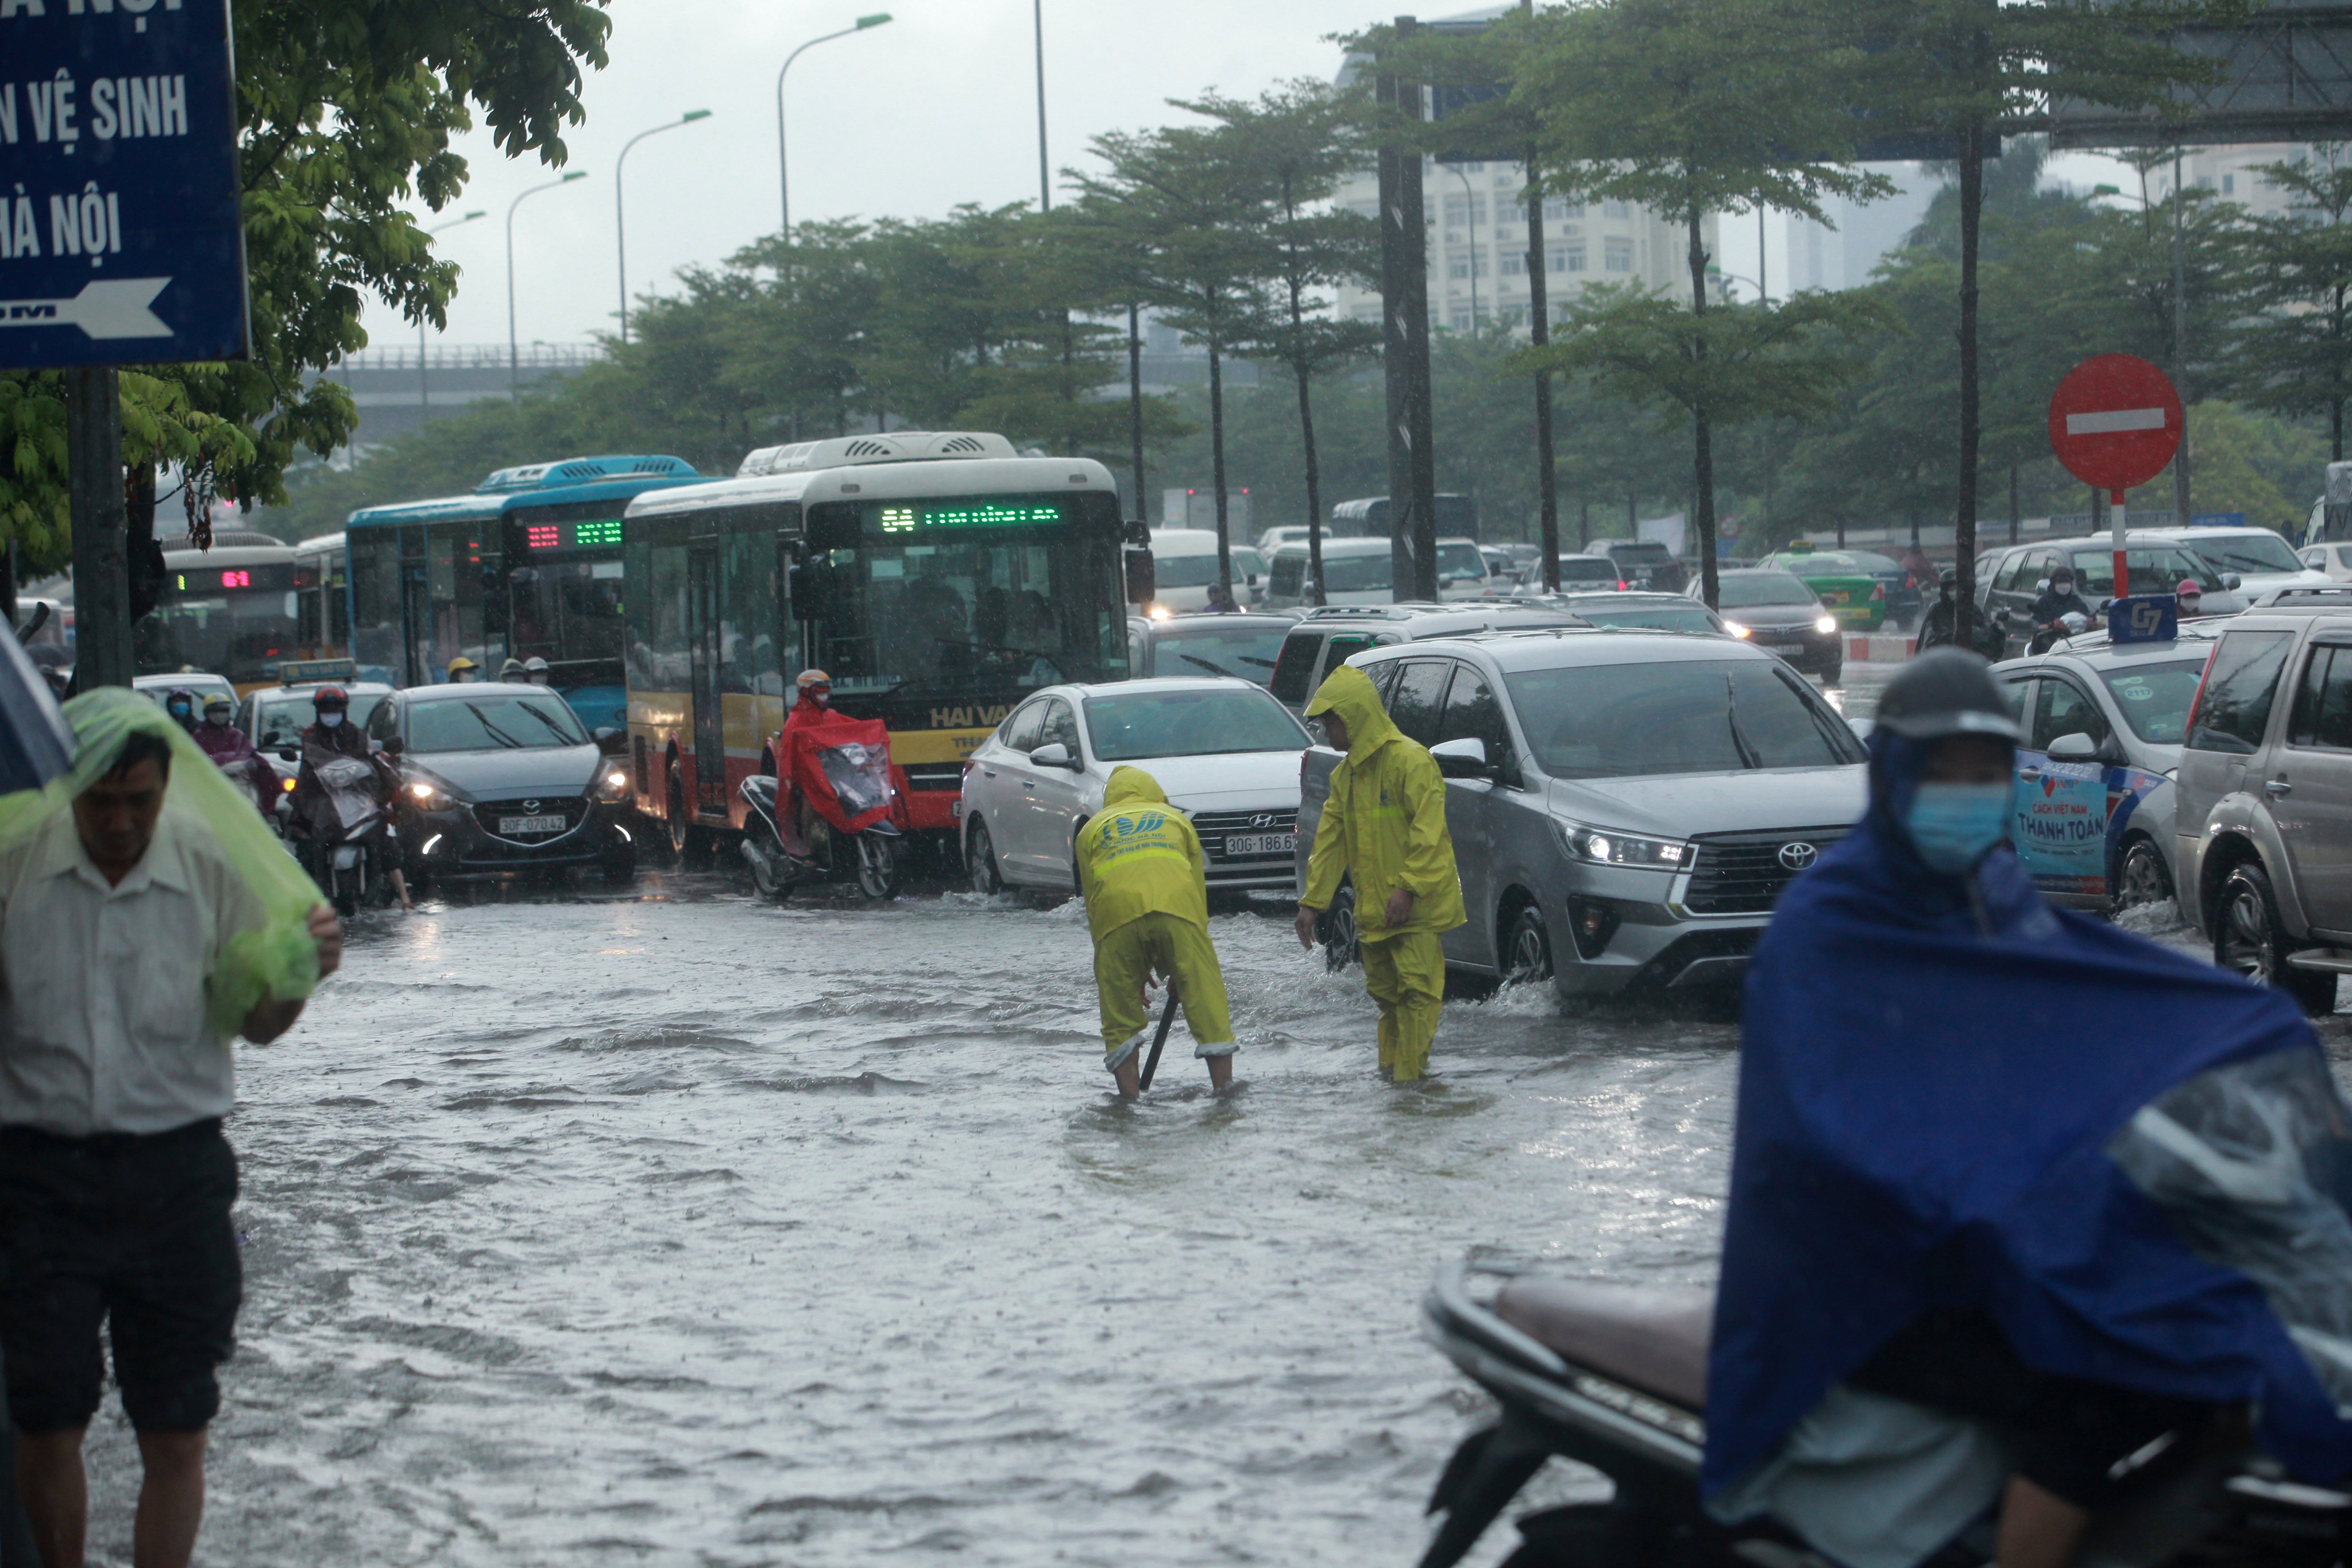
[1294,664,1463,1083]
[1076,767,1237,1099]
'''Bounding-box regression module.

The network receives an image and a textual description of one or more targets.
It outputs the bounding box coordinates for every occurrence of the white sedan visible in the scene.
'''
[958,677,1312,896]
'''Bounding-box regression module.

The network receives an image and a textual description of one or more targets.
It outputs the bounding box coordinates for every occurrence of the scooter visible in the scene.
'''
[300,755,396,916]
[736,733,905,901]
[1416,1261,2351,1568]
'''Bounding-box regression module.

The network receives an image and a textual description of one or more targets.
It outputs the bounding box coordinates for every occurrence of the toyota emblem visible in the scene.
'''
[523,798,541,813]
[1777,841,1818,871]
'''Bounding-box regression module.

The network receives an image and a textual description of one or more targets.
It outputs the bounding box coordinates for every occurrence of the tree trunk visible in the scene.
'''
[1127,301,1147,523]
[1284,177,1327,608]
[1577,497,1588,550]
[1685,202,1718,609]
[2009,464,2020,546]
[1526,156,1560,592]
[1955,112,1984,605]
[1209,331,1231,599]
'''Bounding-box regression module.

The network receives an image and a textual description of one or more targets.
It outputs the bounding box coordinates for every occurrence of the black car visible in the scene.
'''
[1126,611,1296,687]
[1697,569,1844,679]
[366,683,637,885]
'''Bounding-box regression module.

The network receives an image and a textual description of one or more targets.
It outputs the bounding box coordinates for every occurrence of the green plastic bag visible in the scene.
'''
[0,688,326,1039]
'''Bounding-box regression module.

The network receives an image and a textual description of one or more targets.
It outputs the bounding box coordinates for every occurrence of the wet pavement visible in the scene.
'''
[67,659,2351,1565]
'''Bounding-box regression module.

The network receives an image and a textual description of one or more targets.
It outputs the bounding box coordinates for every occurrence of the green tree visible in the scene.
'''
[2224,146,2352,461]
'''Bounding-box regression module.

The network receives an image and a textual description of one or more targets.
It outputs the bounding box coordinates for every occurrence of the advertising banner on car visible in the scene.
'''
[2012,757,2168,899]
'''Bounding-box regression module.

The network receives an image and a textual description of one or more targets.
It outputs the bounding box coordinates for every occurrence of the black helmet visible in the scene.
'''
[1938,566,1957,589]
[164,687,195,711]
[312,685,349,711]
[1876,648,2021,742]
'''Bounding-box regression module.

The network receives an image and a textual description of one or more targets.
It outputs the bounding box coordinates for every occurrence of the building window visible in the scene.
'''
[1474,253,1489,278]
[2222,172,2236,195]
[1449,257,1471,281]
[1602,198,1631,219]
[1544,196,1582,221]
[1550,246,1586,273]
[1451,310,1474,331]
[1502,252,1527,276]
[1443,194,1489,227]
[1504,306,1527,327]
[1604,238,1633,272]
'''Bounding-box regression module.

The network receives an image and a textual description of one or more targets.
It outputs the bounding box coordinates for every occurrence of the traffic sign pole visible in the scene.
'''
[2112,488,2128,605]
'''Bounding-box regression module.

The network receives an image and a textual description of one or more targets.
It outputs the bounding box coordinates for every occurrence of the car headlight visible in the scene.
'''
[1724,620,1752,639]
[1814,615,1839,635]
[408,780,443,805]
[592,767,632,802]
[1551,818,1691,869]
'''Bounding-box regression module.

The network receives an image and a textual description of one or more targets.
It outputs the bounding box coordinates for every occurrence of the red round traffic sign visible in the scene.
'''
[2047,354,2183,493]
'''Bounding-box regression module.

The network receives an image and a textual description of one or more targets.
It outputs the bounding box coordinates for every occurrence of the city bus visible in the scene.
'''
[620,432,1135,859]
[138,531,305,694]
[344,454,702,722]
[291,532,354,669]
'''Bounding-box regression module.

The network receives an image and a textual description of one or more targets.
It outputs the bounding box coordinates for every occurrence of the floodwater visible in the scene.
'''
[68,663,2352,1567]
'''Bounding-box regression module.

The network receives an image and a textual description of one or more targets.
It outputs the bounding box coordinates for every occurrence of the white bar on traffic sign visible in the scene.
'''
[2067,407,2168,436]
[0,281,174,342]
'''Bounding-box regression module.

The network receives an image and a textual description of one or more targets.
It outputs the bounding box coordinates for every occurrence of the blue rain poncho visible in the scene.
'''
[0,689,325,1039]
[1707,729,2352,1514]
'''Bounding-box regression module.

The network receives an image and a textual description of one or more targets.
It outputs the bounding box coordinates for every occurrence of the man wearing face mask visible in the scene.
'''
[1705,648,2352,1568]
[2030,565,2095,648]
[161,689,199,734]
[289,689,412,910]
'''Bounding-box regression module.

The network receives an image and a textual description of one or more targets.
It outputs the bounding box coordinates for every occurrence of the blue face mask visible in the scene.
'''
[319,711,343,729]
[1904,781,2012,873]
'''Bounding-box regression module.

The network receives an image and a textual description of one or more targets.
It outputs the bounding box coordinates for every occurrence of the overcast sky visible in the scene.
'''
[374,0,2126,353]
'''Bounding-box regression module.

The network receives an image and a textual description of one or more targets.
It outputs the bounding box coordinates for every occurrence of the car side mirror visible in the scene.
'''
[2046,731,2099,763]
[1030,741,1082,771]
[277,747,298,762]
[2223,573,2242,592]
[1430,736,1494,779]
[592,725,627,755]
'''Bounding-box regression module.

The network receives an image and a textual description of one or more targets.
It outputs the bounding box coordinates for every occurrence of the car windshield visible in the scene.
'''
[2069,547,2221,596]
[254,692,387,750]
[1558,558,1620,582]
[1717,573,1818,608]
[1574,604,1724,634]
[1318,552,1392,593]
[1148,624,1287,685]
[1609,542,1671,563]
[2099,659,2207,744]
[2183,532,2301,577]
[1154,554,1235,589]
[407,693,587,753]
[1437,543,1488,582]
[1505,659,1863,778]
[1084,688,1308,762]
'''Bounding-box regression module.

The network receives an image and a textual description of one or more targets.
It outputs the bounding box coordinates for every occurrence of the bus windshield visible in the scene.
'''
[137,562,302,687]
[803,501,1124,699]
[507,557,626,677]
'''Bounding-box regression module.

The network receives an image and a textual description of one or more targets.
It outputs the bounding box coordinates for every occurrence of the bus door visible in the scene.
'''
[400,543,434,688]
[688,544,727,816]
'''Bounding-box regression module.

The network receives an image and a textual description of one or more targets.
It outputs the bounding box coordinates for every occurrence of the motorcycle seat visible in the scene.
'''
[1493,1277,1712,1409]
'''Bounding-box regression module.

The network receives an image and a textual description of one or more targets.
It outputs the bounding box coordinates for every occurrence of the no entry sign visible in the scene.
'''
[2047,354,2183,494]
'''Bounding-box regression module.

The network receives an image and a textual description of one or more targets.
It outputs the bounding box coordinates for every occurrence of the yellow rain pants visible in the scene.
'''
[1361,930,1443,1082]
[1094,911,1237,1072]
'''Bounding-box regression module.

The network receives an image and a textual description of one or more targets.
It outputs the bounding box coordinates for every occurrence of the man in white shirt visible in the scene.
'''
[0,723,339,1568]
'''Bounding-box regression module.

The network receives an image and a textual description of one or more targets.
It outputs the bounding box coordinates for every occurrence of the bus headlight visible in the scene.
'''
[592,767,632,802]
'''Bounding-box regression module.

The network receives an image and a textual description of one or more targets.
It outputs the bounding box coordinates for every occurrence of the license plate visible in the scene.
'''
[1826,589,1850,604]
[1223,833,1295,856]
[499,813,567,835]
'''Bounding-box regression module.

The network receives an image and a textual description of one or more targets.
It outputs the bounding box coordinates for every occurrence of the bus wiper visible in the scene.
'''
[1175,652,1238,677]
[1238,655,1276,669]
[1724,674,1762,770]
[464,703,526,748]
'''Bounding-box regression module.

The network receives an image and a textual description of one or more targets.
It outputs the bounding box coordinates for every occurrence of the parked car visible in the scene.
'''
[1515,589,1735,637]
[1697,569,1844,679]
[1991,629,2224,911]
[2138,524,2327,601]
[1264,603,1585,713]
[957,677,1312,896]
[367,683,638,886]
[1294,626,1867,994]
[133,670,239,713]
[1256,525,1315,555]
[1264,536,1496,608]
[1511,554,1626,594]
[1754,544,1920,631]
[1126,611,1294,686]
[242,679,396,788]
[1592,539,1687,593]
[1144,527,1269,612]
[2176,586,2352,1012]
[1977,534,2249,654]
[2299,541,2352,582]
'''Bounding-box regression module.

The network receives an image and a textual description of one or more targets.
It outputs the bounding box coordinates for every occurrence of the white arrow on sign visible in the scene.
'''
[0,279,173,341]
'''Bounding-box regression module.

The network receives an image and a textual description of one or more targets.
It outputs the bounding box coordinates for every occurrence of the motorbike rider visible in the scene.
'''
[446,656,481,684]
[2175,577,2205,619]
[162,688,199,733]
[523,656,552,686]
[291,687,412,911]
[1708,648,2351,1568]
[1914,569,2002,659]
[2030,564,2095,643]
[777,669,842,858]
[192,693,273,812]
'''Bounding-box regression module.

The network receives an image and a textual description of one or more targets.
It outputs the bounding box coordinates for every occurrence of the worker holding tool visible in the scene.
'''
[1294,663,1464,1083]
[1075,767,1237,1099]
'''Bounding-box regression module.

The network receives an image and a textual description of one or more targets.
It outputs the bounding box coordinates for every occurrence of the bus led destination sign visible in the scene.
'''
[523,517,625,550]
[875,500,1064,533]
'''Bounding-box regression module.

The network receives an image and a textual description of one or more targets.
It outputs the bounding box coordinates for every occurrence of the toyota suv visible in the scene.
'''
[1293,626,1867,997]
[2176,586,2352,1013]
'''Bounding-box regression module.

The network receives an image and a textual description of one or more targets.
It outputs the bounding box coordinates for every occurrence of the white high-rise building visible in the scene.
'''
[2149,142,2335,217]
[1777,165,1938,295]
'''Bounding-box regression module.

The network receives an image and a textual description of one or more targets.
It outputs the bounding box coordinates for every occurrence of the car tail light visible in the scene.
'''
[1871,582,1886,600]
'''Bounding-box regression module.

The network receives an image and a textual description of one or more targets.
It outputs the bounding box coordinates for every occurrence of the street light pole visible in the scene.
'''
[1034,0,1052,210]
[1451,165,1479,327]
[420,210,485,412]
[617,110,713,345]
[777,14,893,244]
[508,172,588,394]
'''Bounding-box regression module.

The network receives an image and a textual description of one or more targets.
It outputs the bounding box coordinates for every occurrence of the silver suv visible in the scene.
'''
[2176,586,2352,1012]
[1293,627,1867,996]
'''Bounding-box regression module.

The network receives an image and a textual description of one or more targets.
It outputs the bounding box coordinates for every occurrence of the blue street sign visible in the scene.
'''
[0,0,248,368]
[2108,593,2179,645]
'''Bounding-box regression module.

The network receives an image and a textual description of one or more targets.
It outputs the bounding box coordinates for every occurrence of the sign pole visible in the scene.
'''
[2112,488,2130,605]
[66,368,133,689]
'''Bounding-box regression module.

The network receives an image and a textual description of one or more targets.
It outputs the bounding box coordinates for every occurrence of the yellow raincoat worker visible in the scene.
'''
[1076,767,1238,1099]
[1293,664,1464,1082]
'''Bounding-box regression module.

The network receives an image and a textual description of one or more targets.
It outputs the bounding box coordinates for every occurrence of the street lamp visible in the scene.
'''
[617,110,714,345]
[508,172,588,393]
[420,210,485,411]
[1450,165,1480,327]
[777,16,891,244]
[1033,0,1050,210]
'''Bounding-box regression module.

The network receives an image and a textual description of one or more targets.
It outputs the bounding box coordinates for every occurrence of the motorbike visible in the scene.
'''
[295,754,397,916]
[737,720,906,900]
[1416,1261,2351,1568]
